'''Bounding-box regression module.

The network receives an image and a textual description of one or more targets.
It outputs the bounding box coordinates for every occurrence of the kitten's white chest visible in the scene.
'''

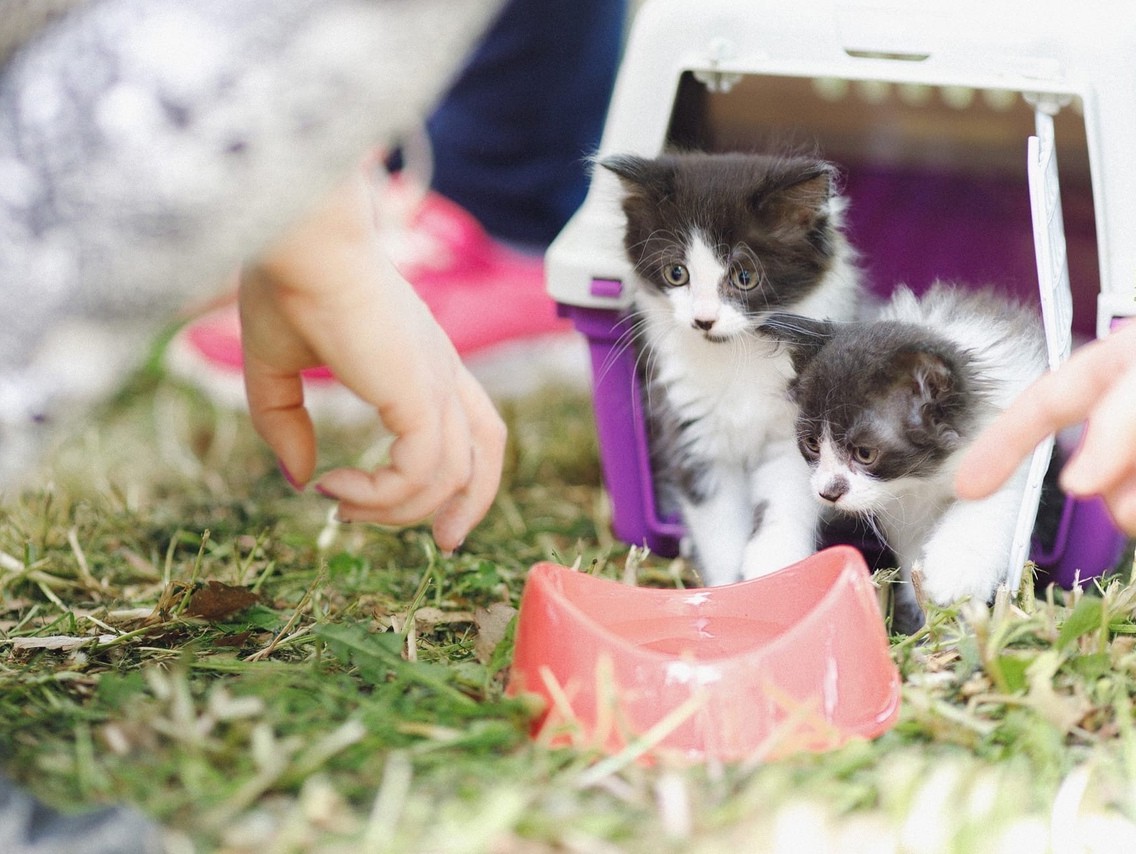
[650,322,796,463]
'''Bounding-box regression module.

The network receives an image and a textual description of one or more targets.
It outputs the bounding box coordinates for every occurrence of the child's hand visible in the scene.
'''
[955,321,1136,533]
[237,170,506,552]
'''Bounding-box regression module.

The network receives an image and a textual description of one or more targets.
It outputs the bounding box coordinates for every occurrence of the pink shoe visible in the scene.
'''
[379,185,570,358]
[165,185,585,418]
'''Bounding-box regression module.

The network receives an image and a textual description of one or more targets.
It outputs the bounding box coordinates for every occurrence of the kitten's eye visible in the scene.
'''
[730,267,758,290]
[853,446,879,466]
[662,264,689,286]
[800,433,821,457]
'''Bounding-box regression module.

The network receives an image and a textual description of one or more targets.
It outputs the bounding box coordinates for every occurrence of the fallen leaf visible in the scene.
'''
[186,580,260,621]
[474,602,517,664]
[412,606,475,628]
[10,634,117,651]
[212,631,254,648]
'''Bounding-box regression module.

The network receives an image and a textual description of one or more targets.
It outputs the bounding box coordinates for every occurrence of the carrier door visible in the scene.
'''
[1008,105,1074,592]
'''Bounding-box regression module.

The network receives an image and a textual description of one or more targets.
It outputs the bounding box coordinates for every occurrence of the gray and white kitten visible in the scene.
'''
[603,152,862,585]
[763,283,1047,630]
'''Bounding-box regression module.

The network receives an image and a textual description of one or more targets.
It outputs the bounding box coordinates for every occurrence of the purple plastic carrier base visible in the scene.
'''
[559,301,1127,591]
[560,303,684,557]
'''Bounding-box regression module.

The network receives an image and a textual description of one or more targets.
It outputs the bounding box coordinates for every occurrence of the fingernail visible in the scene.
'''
[314,484,339,500]
[278,459,301,491]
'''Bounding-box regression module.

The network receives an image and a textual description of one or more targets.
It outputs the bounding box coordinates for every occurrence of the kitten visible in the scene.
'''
[761,283,1048,630]
[602,151,862,585]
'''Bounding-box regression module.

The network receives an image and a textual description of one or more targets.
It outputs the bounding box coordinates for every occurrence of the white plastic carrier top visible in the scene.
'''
[549,0,1136,338]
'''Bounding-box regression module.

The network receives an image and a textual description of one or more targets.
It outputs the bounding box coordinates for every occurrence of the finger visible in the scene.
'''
[430,374,508,552]
[1060,363,1136,495]
[326,452,468,528]
[316,393,473,523]
[319,449,469,526]
[242,352,317,487]
[954,377,1076,500]
[1103,477,1136,535]
[956,329,1136,500]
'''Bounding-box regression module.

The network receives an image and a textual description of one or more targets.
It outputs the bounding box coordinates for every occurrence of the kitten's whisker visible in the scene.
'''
[758,315,830,338]
[596,312,645,385]
[863,512,891,550]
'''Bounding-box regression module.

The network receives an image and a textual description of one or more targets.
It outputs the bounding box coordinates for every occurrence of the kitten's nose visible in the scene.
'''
[692,318,715,331]
[819,477,849,503]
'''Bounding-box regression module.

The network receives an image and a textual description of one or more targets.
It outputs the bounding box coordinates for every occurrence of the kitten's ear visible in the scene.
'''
[908,350,955,402]
[755,162,836,235]
[901,349,962,446]
[600,154,672,199]
[757,312,835,375]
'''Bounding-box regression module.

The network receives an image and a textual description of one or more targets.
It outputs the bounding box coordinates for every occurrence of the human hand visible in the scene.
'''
[238,169,506,552]
[955,321,1136,533]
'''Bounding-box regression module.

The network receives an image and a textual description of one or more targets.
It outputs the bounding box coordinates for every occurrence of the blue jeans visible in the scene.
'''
[426,0,626,247]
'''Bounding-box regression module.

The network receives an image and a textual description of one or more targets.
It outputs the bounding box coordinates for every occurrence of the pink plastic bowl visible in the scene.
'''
[507,546,901,762]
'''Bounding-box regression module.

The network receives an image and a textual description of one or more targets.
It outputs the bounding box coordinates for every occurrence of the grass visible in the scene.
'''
[3,362,1136,852]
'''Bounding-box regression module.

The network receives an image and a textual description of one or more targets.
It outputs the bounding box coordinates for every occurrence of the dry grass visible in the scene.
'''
[2,364,1136,852]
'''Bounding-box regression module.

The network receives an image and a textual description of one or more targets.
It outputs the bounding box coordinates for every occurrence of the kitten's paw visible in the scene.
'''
[918,547,1004,606]
[686,537,743,586]
[740,536,813,580]
[696,561,743,587]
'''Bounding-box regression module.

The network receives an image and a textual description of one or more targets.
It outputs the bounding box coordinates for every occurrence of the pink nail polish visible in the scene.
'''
[314,484,338,500]
[278,459,301,491]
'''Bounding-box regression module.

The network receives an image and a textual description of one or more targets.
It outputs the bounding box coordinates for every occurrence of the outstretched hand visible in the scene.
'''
[237,169,506,552]
[955,321,1136,533]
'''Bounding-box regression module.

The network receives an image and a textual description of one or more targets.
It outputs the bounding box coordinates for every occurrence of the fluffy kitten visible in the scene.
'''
[602,151,861,585]
[762,283,1047,629]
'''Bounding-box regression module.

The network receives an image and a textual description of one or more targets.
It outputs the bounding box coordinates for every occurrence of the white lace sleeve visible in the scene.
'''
[0,0,501,478]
